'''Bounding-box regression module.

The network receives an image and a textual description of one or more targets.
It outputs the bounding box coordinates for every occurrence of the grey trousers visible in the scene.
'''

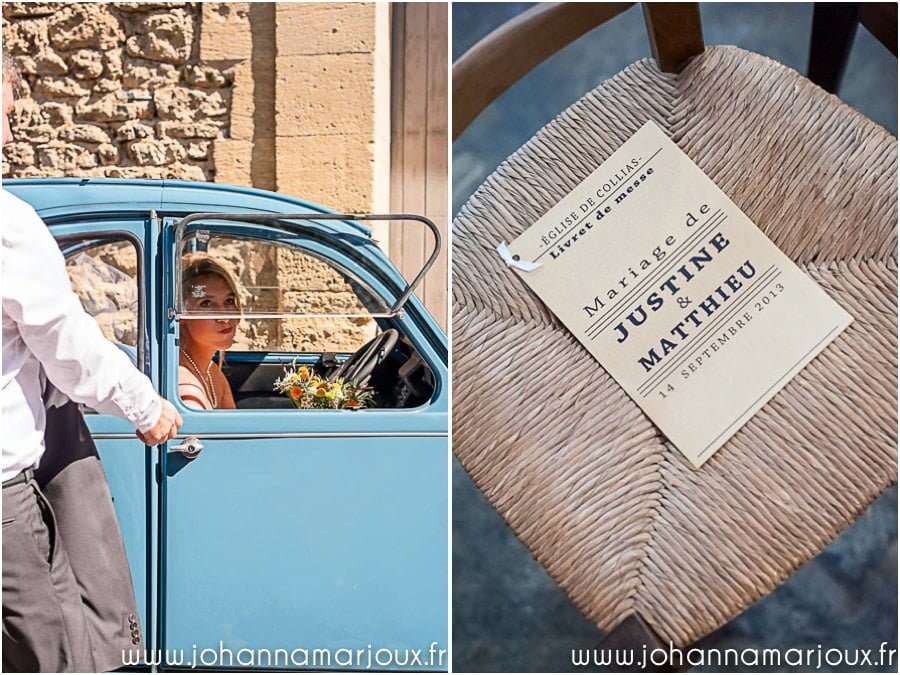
[2,401,143,672]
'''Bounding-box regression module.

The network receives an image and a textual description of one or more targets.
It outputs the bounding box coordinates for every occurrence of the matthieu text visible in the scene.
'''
[582,203,758,374]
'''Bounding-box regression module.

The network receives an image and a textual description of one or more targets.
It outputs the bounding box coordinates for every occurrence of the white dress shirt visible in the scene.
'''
[2,188,161,481]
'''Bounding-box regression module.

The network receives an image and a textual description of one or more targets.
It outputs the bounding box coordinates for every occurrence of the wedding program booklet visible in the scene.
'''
[504,120,852,468]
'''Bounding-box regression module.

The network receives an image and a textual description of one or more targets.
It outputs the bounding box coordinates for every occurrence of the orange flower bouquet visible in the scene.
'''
[273,360,374,410]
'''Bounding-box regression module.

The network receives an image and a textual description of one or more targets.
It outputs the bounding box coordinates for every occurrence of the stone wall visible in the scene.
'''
[2,2,390,209]
[2,2,230,180]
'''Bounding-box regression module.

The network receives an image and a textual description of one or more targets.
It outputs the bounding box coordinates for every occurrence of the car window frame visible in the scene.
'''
[164,220,446,416]
[172,213,441,321]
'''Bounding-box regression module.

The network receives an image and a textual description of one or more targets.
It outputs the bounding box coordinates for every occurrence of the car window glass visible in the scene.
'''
[62,237,141,417]
[181,234,381,353]
[65,239,139,359]
[177,233,436,412]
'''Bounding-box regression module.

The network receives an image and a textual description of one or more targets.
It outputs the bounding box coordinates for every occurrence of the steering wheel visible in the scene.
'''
[330,329,399,386]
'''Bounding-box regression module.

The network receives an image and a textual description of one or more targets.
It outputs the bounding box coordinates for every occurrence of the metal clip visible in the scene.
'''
[496,242,542,272]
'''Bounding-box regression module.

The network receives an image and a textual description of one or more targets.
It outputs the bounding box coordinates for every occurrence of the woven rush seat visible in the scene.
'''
[452,45,897,646]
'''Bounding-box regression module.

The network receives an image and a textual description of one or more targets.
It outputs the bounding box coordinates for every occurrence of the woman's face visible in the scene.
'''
[183,273,240,350]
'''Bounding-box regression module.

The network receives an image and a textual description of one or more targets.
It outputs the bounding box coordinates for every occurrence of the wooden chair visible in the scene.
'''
[808,2,898,93]
[452,2,897,660]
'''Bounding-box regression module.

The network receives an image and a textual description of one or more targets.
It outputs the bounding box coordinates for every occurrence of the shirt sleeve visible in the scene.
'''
[2,197,162,433]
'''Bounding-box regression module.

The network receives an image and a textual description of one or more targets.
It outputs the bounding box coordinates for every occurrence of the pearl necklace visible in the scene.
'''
[182,351,218,409]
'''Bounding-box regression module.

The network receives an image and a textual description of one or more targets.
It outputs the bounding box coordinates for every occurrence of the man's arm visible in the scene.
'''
[2,194,180,441]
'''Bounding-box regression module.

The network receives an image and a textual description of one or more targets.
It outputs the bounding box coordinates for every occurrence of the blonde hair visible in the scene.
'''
[182,252,242,311]
[181,253,242,368]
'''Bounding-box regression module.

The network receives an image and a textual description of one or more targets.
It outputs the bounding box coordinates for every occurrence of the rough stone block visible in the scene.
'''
[97,143,119,165]
[125,9,194,64]
[58,124,112,145]
[67,49,103,80]
[103,50,124,79]
[93,79,122,94]
[115,120,155,141]
[34,48,68,75]
[36,141,98,171]
[185,140,210,160]
[32,76,90,98]
[183,64,228,89]
[48,4,124,50]
[3,3,66,17]
[4,18,50,54]
[274,3,375,57]
[11,98,45,126]
[14,126,54,144]
[3,142,35,166]
[275,52,374,137]
[76,93,154,122]
[154,87,228,121]
[127,137,187,165]
[199,3,251,61]
[158,121,221,138]
[41,101,73,126]
[10,55,38,76]
[161,162,207,180]
[123,59,180,89]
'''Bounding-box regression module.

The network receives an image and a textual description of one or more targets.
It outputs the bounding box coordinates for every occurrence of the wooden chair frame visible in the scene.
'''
[453,1,897,140]
[453,2,703,140]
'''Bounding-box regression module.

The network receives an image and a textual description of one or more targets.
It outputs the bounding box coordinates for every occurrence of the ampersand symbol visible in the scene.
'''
[677,296,691,308]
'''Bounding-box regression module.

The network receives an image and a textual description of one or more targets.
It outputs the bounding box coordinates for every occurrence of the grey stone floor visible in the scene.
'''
[451,3,897,672]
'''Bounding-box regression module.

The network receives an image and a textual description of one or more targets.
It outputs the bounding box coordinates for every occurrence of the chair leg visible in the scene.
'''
[808,3,860,93]
[859,2,898,56]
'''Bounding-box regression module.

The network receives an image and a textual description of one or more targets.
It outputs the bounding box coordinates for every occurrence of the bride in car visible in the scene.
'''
[178,253,240,410]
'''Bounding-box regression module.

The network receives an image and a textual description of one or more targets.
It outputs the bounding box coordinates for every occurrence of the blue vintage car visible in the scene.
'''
[6,178,448,671]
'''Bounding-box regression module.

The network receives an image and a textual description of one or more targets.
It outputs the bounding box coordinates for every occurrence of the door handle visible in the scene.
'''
[170,436,203,460]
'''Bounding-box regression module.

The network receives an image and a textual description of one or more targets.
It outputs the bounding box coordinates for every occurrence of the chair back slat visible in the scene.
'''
[642,3,705,73]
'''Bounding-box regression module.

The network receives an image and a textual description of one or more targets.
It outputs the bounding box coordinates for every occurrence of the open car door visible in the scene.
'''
[157,213,447,670]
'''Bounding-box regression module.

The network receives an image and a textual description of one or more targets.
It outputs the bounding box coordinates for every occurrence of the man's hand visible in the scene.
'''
[136,398,183,446]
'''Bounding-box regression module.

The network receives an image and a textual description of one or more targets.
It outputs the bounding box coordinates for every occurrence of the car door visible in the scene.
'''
[51,213,160,656]
[157,214,448,671]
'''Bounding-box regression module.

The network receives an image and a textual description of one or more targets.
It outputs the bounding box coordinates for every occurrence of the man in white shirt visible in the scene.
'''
[2,55,182,671]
